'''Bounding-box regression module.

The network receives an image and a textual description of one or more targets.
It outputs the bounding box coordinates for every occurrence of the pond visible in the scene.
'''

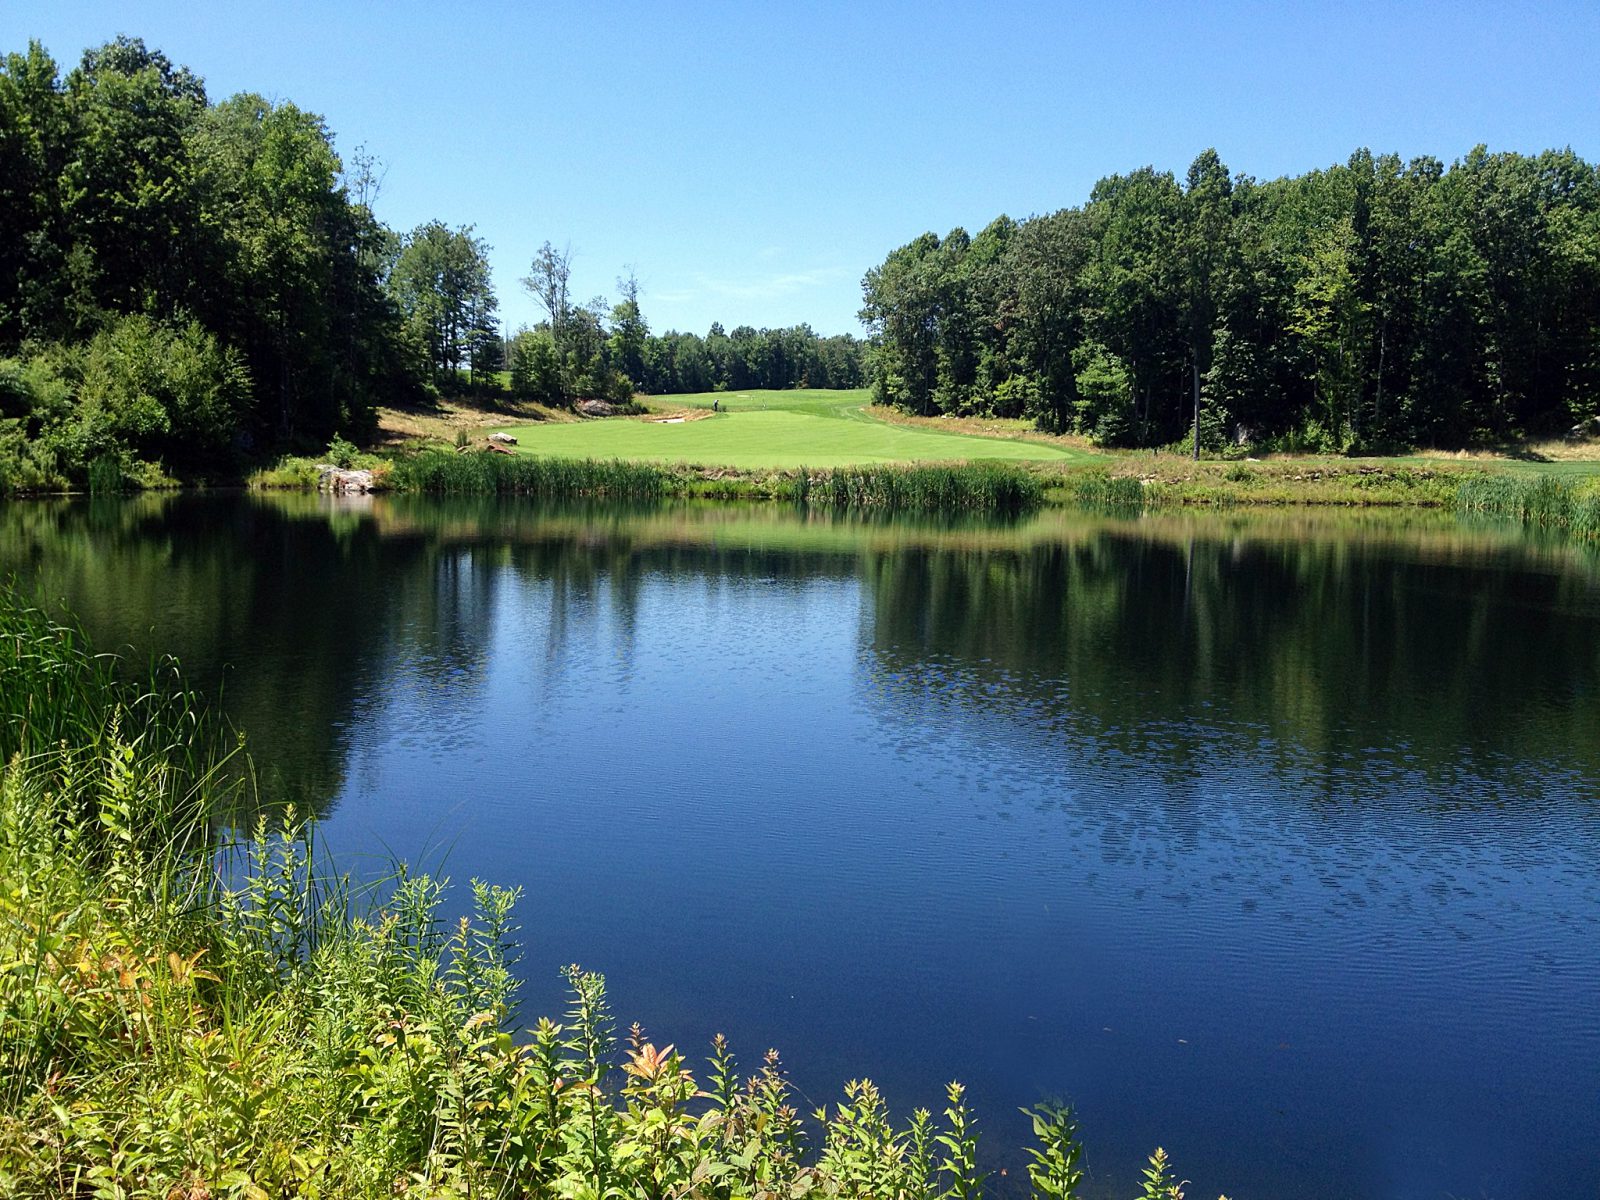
[3,492,1597,1200]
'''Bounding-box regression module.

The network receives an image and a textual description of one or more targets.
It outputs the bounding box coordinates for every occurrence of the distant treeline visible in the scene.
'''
[861,147,1600,451]
[635,324,866,394]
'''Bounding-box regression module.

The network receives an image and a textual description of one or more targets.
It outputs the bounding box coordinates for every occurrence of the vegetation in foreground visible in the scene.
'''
[0,588,1219,1199]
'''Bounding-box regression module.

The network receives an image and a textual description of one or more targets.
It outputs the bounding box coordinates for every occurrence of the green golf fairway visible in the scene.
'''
[491,389,1094,468]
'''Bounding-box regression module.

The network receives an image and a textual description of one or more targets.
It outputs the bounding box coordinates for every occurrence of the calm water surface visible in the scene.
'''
[3,493,1598,1200]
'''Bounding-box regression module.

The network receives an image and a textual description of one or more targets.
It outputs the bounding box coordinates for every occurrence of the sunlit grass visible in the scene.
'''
[491,388,1094,469]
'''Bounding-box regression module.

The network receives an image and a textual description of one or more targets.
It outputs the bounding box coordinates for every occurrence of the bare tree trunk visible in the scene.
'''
[1375,319,1387,432]
[1191,353,1202,460]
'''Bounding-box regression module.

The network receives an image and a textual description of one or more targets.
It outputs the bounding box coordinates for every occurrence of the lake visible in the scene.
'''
[2,492,1596,1200]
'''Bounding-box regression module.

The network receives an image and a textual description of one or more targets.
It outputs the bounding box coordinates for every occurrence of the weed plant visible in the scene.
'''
[790,464,1044,513]
[0,585,1225,1199]
[392,450,669,499]
[1455,474,1600,539]
[1065,470,1147,510]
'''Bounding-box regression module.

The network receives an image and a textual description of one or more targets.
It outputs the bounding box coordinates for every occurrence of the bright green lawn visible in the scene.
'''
[491,389,1096,468]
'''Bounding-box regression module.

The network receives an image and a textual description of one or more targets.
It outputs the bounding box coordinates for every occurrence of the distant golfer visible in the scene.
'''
[713,398,719,412]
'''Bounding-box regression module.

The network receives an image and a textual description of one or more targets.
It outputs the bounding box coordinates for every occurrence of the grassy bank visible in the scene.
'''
[793,462,1044,513]
[1055,457,1469,508]
[382,452,1047,514]
[0,587,1209,1199]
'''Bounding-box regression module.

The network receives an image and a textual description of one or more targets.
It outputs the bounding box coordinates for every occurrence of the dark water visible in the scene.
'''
[3,493,1598,1200]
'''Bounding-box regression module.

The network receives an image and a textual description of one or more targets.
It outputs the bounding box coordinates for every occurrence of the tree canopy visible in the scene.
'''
[861,147,1600,451]
[0,36,421,486]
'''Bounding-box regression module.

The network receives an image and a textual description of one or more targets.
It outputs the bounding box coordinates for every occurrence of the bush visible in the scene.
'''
[326,434,360,468]
[73,314,251,473]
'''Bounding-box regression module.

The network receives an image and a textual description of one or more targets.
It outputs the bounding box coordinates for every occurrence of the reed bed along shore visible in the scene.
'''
[389,451,670,499]
[241,439,1600,541]
[0,585,1212,1200]
[1455,473,1600,540]
[788,463,1044,513]
[385,452,1047,514]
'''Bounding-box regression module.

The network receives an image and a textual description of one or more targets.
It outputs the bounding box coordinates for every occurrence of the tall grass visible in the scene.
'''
[86,455,127,495]
[0,584,1220,1199]
[1065,469,1147,510]
[790,463,1044,513]
[1455,474,1600,539]
[392,449,669,499]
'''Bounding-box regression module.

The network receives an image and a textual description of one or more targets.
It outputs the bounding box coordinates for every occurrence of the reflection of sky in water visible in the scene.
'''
[325,566,1597,1200]
[3,495,1598,1200]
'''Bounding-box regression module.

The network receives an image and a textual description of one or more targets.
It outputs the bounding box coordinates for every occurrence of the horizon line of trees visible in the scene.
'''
[7,34,1597,490]
[502,248,868,404]
[861,146,1600,452]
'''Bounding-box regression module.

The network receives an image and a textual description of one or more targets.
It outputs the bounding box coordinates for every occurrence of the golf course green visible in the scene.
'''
[491,389,1095,468]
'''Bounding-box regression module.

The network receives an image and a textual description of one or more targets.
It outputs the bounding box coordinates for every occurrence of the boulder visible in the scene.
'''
[576,398,623,418]
[488,432,518,444]
[1567,416,1600,440]
[317,466,375,494]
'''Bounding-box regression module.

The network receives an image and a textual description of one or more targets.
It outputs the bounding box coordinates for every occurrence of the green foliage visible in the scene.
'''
[641,322,868,394]
[77,314,249,469]
[1455,474,1600,539]
[508,326,563,403]
[1138,1147,1183,1200]
[325,434,360,468]
[1021,1103,1085,1200]
[1065,469,1146,509]
[390,220,498,389]
[0,35,427,472]
[392,449,669,498]
[791,463,1045,513]
[861,145,1600,454]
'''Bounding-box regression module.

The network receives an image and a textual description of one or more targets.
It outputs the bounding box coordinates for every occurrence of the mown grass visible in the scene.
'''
[492,388,1092,469]
[0,585,1211,1199]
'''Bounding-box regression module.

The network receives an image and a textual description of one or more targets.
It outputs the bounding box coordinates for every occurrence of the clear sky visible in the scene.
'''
[6,1,1598,337]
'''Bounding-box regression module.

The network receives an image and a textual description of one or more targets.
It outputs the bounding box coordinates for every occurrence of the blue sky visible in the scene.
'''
[6,2,1598,336]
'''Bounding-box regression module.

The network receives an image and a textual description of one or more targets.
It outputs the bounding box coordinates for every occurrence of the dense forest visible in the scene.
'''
[861,148,1600,451]
[634,323,866,394]
[0,38,426,488]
